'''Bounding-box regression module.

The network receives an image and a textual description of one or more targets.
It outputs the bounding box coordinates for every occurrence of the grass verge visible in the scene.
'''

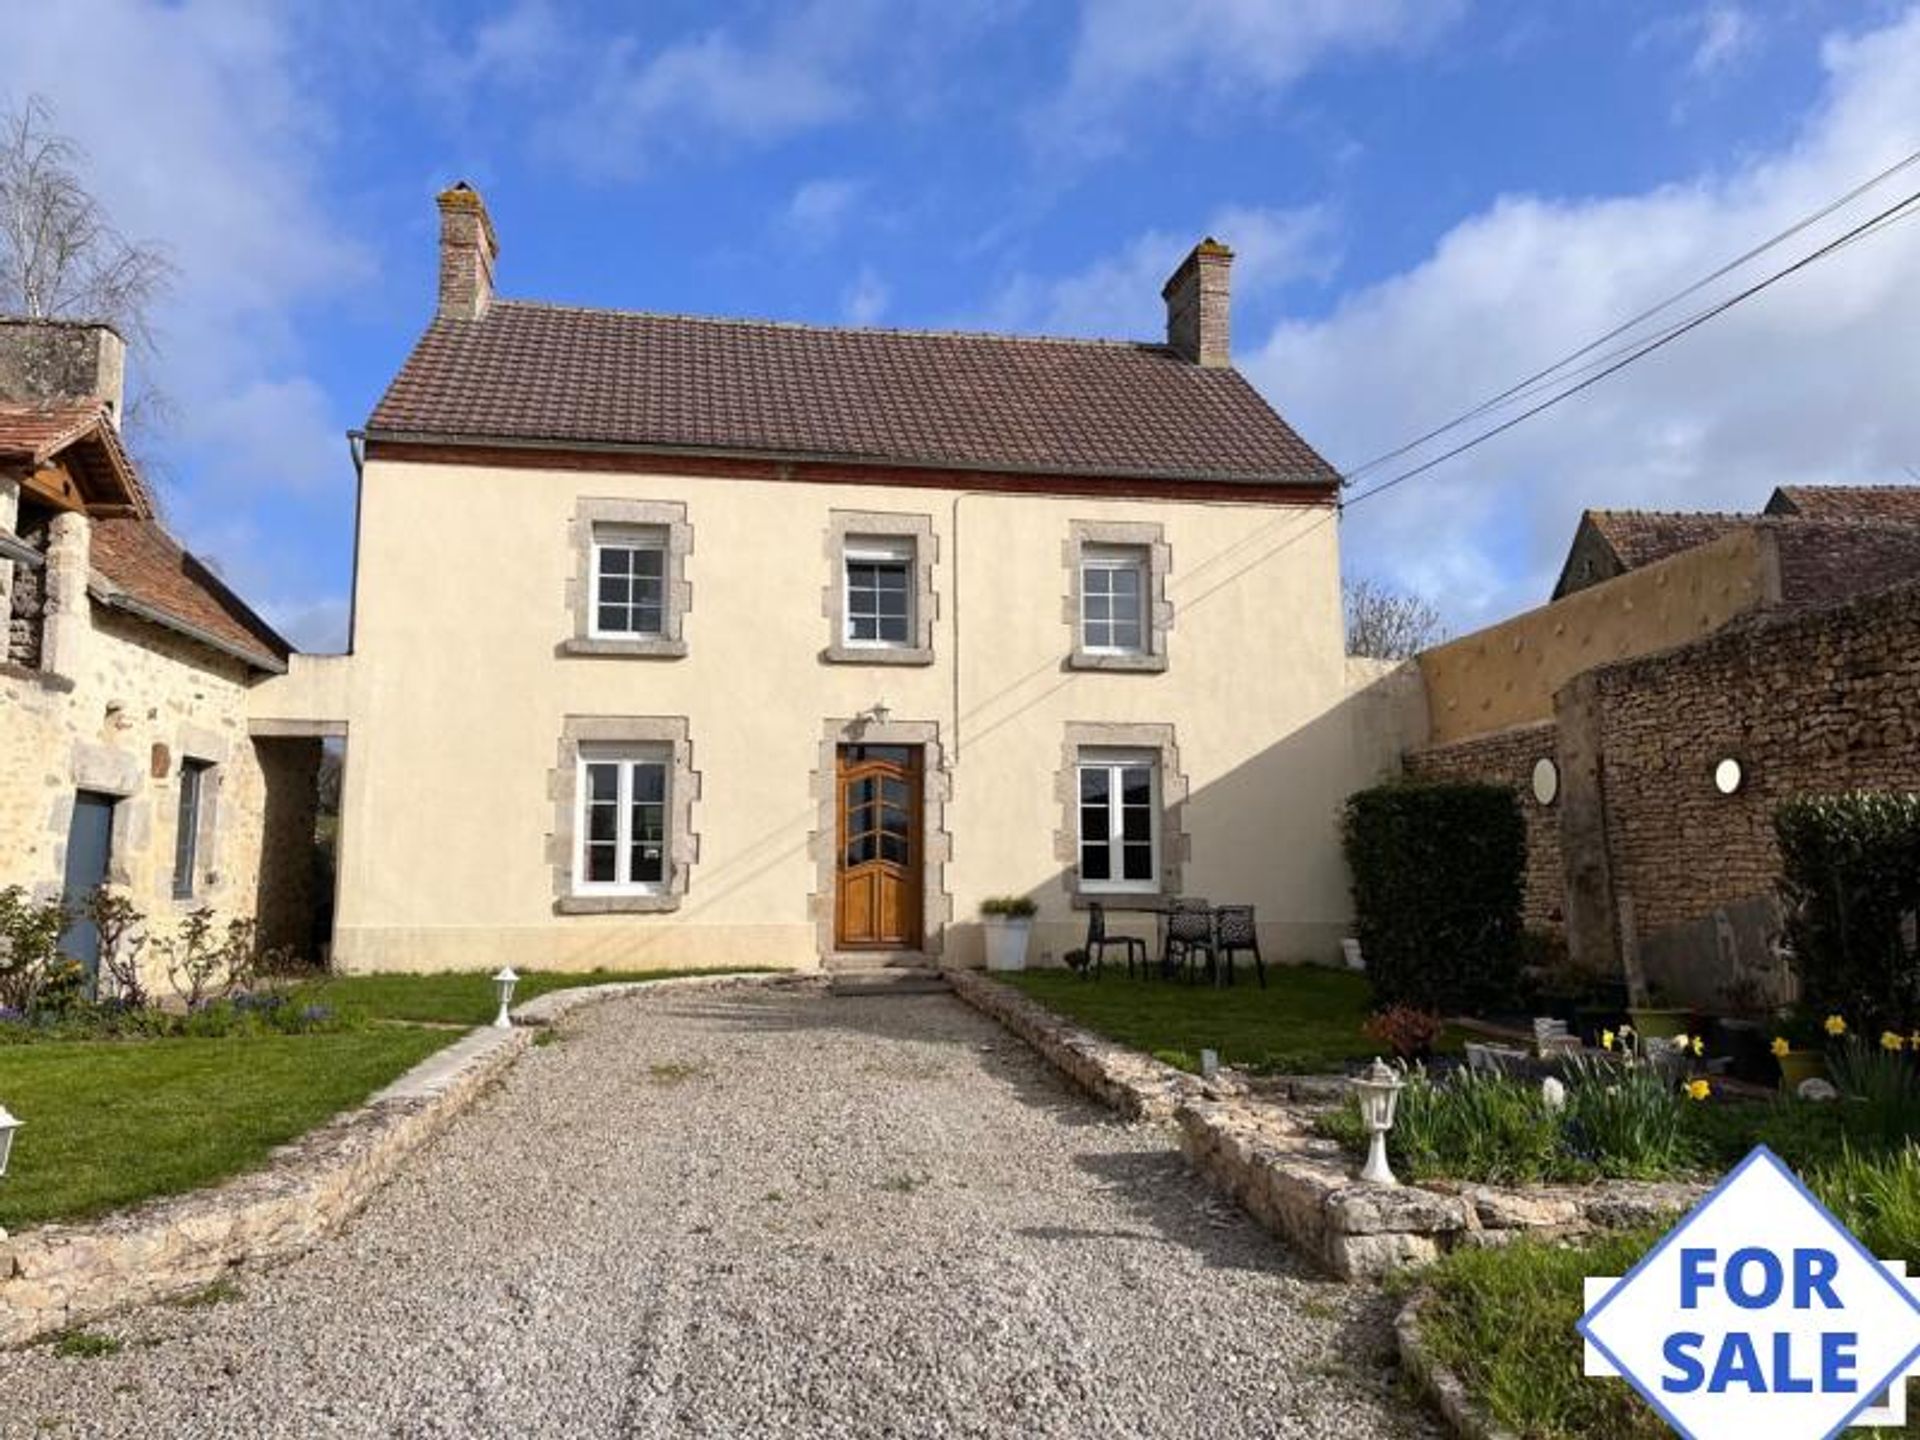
[288,966,772,1027]
[0,1028,454,1229]
[1003,965,1427,1075]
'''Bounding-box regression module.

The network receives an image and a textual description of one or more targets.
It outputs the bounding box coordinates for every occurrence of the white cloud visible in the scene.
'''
[980,204,1334,339]
[841,266,891,326]
[1240,8,1920,628]
[1689,4,1761,76]
[1038,0,1464,156]
[785,177,867,246]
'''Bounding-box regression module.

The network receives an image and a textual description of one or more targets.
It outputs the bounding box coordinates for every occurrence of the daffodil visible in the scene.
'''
[1686,1079,1712,1102]
[1910,1032,1920,1052]
[1882,1031,1905,1053]
[1691,1036,1705,1057]
[1825,1014,1848,1038]
[1771,1037,1791,1059]
[1600,1029,1616,1052]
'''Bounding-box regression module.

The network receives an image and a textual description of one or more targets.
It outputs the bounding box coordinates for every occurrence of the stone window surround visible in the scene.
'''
[808,716,953,961]
[1053,722,1189,908]
[561,498,692,659]
[1063,520,1172,673]
[547,715,700,914]
[169,723,230,907]
[821,510,937,667]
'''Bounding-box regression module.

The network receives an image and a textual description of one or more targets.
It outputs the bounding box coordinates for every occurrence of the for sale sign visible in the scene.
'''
[1579,1147,1920,1438]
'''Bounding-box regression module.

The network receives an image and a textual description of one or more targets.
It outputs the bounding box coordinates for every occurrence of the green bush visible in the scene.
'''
[979,895,1038,918]
[1343,781,1525,1014]
[1775,792,1920,1030]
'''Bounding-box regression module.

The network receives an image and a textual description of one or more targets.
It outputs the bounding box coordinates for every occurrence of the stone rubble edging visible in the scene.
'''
[948,969,1706,1280]
[0,969,806,1349]
[1395,1289,1522,1440]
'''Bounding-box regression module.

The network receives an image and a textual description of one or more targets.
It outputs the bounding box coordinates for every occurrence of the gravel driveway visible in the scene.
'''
[0,982,1431,1439]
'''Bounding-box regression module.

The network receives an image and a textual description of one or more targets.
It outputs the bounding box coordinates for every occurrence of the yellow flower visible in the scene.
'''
[1771,1037,1791,1058]
[1686,1079,1712,1102]
[1601,1029,1616,1052]
[1824,1014,1848,1038]
[1882,1031,1906,1052]
[1911,1032,1920,1052]
[1691,1036,1705,1058]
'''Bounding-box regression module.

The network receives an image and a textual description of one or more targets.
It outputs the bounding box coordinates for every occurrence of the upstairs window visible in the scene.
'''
[843,538,914,648]
[575,747,670,893]
[590,524,667,639]
[1077,750,1159,893]
[1080,546,1147,654]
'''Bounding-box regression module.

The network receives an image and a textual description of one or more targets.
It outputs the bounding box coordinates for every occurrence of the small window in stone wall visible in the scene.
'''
[5,504,52,671]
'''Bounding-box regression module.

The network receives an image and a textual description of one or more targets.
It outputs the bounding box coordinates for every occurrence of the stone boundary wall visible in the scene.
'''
[950,972,1703,1279]
[0,971,799,1348]
[1407,721,1564,935]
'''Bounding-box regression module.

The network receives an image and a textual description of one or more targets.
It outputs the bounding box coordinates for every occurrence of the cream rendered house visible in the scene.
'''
[252,185,1413,974]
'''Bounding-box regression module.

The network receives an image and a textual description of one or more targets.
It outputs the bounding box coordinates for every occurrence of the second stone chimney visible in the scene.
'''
[436,182,499,322]
[1161,238,1233,367]
[0,318,128,423]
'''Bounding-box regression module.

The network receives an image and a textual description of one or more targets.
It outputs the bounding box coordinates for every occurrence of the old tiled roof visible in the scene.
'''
[1583,509,1753,570]
[1769,519,1920,609]
[1766,483,1920,524]
[0,399,150,514]
[367,301,1340,488]
[89,518,290,673]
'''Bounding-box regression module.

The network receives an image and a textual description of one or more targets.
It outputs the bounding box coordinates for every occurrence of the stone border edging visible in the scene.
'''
[1396,1289,1520,1440]
[949,970,1704,1280]
[0,969,806,1348]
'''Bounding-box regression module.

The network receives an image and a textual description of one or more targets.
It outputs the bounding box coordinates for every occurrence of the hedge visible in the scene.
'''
[1776,793,1920,1029]
[1342,781,1525,1014]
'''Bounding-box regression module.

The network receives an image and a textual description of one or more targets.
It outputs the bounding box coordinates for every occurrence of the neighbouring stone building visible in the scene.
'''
[0,318,315,988]
[1404,488,1920,1009]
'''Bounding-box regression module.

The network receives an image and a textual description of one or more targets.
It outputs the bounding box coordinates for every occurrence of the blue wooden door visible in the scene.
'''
[60,791,116,985]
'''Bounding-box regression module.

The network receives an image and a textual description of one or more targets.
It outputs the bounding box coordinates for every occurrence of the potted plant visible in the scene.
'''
[980,896,1037,972]
[1627,985,1692,1041]
[1771,1010,1846,1092]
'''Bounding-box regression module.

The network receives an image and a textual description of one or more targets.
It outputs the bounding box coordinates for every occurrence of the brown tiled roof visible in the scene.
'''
[89,518,290,672]
[1769,519,1920,608]
[0,399,151,514]
[1583,509,1753,570]
[367,301,1339,488]
[1766,484,1920,524]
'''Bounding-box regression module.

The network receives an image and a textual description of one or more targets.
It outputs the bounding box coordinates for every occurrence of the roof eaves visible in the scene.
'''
[86,574,288,674]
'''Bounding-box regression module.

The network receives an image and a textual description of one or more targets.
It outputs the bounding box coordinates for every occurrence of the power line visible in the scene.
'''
[1336,146,1920,488]
[1343,182,1920,510]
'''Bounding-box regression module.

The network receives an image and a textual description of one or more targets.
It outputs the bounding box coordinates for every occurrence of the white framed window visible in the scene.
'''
[574,746,671,893]
[843,537,914,647]
[590,524,667,639]
[1076,749,1159,893]
[1080,545,1147,654]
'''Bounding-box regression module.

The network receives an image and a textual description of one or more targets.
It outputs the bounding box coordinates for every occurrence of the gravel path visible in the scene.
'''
[0,983,1432,1439]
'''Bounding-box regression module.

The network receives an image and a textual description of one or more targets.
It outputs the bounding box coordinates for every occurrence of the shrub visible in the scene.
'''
[979,895,1038,918]
[0,886,68,1012]
[83,889,150,1007]
[1343,781,1525,1014]
[1775,792,1920,1031]
[1363,1005,1446,1060]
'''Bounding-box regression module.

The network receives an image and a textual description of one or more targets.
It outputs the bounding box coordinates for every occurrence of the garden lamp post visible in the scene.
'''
[0,1102,20,1179]
[1351,1058,1404,1187]
[492,968,519,1029]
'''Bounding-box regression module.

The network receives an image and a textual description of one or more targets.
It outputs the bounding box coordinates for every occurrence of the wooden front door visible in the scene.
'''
[835,745,922,950]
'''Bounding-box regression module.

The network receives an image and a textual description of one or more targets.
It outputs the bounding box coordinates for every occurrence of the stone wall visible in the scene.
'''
[1407,721,1563,935]
[1585,577,1920,1006]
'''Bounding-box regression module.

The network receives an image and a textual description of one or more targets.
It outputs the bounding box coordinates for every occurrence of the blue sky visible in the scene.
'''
[12,1,1920,648]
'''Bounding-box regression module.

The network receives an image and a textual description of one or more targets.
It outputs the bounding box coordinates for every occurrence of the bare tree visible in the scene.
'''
[0,94,174,432]
[1344,576,1447,660]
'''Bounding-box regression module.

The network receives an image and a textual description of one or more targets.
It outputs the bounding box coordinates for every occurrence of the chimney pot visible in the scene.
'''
[0,319,127,422]
[1161,238,1233,367]
[436,182,499,321]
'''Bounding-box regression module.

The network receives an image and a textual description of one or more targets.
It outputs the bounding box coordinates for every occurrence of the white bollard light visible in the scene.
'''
[0,1102,20,1178]
[1350,1057,1405,1187]
[492,967,520,1029]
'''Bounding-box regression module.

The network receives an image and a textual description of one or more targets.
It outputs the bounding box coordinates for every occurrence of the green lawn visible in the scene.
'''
[1004,964,1405,1074]
[0,1029,455,1229]
[288,966,771,1027]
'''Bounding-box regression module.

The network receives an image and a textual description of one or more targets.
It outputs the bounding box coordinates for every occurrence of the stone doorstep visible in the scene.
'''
[948,971,1706,1284]
[0,971,802,1349]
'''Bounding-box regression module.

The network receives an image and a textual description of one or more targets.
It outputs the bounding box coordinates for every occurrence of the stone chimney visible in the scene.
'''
[0,318,128,423]
[436,182,499,321]
[1161,238,1233,367]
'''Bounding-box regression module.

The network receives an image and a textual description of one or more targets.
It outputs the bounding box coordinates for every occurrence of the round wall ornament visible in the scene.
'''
[1713,757,1744,795]
[1531,757,1559,806]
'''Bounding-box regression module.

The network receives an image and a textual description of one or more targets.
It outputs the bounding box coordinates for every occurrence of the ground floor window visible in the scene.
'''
[1077,750,1158,892]
[575,747,670,892]
[172,759,212,899]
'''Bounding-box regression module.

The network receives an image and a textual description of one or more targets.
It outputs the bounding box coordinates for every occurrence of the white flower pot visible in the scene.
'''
[982,916,1032,971]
